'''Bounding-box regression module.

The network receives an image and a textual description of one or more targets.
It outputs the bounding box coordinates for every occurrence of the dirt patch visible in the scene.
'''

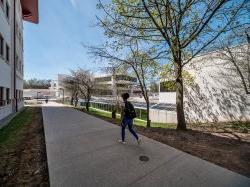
[136,127,250,178]
[0,107,49,186]
[80,108,250,178]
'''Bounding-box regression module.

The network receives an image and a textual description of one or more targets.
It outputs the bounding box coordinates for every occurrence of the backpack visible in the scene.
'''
[125,102,137,119]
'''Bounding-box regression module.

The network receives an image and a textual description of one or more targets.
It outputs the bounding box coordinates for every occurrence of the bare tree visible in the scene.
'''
[215,30,250,94]
[87,40,160,127]
[71,68,96,111]
[96,0,249,130]
[62,76,79,106]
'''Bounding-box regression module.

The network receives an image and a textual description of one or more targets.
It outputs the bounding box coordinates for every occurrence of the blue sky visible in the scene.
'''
[24,0,105,80]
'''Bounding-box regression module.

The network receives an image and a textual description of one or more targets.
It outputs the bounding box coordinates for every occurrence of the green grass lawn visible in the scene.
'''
[0,107,32,147]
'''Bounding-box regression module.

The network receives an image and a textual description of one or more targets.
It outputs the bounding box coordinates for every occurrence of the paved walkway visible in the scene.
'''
[42,102,250,187]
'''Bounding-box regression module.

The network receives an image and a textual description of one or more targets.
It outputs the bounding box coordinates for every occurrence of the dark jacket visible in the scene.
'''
[123,101,136,119]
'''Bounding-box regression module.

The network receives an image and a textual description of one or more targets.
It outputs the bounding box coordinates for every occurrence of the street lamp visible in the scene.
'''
[59,88,64,104]
[37,91,41,104]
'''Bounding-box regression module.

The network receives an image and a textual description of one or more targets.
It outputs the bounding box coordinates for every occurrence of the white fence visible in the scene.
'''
[149,109,177,123]
[79,101,177,124]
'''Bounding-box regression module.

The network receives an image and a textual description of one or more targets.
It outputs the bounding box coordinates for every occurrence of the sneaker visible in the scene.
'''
[118,140,126,144]
[137,139,141,145]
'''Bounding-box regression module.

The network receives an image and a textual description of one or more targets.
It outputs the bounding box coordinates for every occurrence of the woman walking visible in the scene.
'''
[119,93,141,144]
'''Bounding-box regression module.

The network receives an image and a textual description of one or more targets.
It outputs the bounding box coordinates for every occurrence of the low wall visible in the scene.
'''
[159,92,176,103]
[149,109,177,123]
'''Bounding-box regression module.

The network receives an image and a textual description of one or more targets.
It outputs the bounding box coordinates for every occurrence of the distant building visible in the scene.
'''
[0,0,39,121]
[94,74,140,96]
[49,74,70,98]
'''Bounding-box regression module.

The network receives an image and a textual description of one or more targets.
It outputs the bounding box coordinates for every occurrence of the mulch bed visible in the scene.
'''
[136,127,250,178]
[81,108,250,178]
[0,107,49,186]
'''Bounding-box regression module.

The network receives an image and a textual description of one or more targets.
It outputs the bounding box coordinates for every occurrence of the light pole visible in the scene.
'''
[37,91,41,104]
[59,88,64,104]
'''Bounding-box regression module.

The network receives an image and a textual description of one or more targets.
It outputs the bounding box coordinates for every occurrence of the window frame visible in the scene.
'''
[0,33,4,58]
[6,88,10,104]
[0,87,5,107]
[6,1,9,20]
[6,43,9,63]
[0,0,4,9]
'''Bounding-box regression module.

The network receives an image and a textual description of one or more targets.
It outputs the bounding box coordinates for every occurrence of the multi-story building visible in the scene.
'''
[0,0,39,120]
[94,74,140,96]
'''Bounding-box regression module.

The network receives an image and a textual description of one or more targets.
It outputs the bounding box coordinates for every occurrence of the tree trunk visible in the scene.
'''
[175,62,187,130]
[112,109,116,119]
[86,101,89,111]
[75,92,79,107]
[146,100,151,127]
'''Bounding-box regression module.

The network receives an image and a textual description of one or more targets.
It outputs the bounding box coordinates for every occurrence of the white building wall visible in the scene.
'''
[0,105,12,120]
[0,0,25,121]
[184,47,250,123]
[0,0,13,120]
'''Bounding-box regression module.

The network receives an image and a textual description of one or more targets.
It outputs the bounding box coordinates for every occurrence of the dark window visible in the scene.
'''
[0,87,4,106]
[6,88,10,104]
[0,34,3,57]
[16,90,18,99]
[6,2,9,19]
[95,76,112,82]
[116,75,137,82]
[6,44,9,62]
[16,55,19,70]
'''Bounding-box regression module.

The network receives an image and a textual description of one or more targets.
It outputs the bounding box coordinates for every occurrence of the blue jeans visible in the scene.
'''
[121,117,138,141]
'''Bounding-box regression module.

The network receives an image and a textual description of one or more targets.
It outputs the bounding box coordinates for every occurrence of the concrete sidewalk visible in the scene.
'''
[42,103,250,187]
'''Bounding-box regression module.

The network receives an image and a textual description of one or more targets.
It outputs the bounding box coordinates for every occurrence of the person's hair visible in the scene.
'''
[122,93,129,100]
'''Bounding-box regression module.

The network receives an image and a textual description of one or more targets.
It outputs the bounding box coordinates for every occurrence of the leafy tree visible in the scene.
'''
[149,81,159,93]
[96,0,249,129]
[87,40,160,127]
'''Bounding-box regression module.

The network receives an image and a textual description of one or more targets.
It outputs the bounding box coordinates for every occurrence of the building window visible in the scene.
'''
[0,34,3,57]
[6,88,10,104]
[16,90,19,101]
[6,44,9,62]
[0,0,3,8]
[0,87,4,106]
[6,2,9,19]
[16,55,18,70]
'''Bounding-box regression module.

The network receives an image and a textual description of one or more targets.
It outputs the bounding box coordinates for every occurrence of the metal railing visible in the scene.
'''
[79,101,148,120]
